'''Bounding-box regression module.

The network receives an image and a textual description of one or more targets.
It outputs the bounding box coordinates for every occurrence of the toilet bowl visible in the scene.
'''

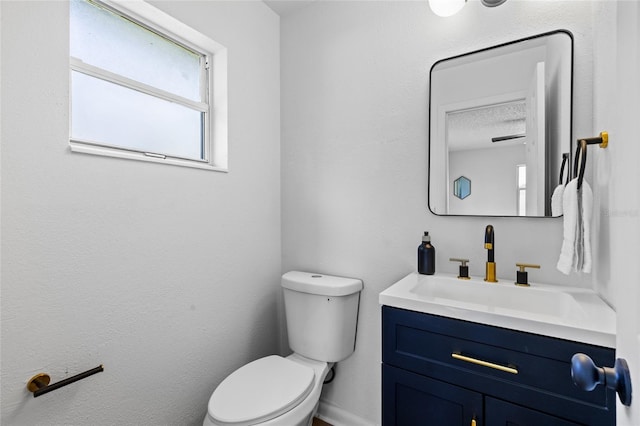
[203,272,363,426]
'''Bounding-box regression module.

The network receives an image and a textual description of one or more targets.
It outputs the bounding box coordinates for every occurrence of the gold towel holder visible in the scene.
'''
[577,131,608,149]
[574,131,609,190]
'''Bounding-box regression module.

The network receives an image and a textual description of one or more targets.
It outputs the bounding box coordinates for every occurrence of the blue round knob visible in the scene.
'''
[571,353,603,391]
[571,353,632,406]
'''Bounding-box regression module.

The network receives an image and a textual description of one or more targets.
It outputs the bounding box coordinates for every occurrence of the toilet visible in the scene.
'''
[203,271,363,426]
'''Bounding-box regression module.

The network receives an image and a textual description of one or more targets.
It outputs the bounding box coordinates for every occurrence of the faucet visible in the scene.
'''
[484,225,498,282]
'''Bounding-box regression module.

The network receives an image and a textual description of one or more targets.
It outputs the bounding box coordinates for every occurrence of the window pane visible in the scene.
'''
[71,71,203,160]
[70,0,201,101]
[518,164,527,188]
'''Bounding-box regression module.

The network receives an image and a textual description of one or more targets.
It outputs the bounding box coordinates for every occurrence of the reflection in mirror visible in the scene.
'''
[428,30,573,217]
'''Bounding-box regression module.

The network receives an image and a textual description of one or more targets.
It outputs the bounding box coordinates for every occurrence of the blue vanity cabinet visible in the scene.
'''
[382,306,615,426]
[383,364,483,425]
[484,397,582,425]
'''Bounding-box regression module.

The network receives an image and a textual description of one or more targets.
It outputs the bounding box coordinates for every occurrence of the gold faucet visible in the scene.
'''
[484,225,498,282]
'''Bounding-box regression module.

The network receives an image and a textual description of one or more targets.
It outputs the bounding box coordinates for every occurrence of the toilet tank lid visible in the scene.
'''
[281,271,363,296]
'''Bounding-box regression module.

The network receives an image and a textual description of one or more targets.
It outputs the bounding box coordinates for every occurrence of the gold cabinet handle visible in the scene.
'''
[471,418,477,426]
[452,353,518,374]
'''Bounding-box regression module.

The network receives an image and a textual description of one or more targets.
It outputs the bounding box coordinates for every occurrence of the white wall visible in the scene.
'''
[591,2,640,423]
[0,1,280,425]
[590,0,620,309]
[281,1,607,423]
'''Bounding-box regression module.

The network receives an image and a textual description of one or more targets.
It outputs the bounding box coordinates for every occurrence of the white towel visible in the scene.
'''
[557,179,577,274]
[551,184,565,216]
[581,180,593,273]
[575,186,585,270]
[557,178,592,274]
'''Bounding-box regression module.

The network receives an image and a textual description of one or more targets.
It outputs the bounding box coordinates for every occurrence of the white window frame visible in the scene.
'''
[69,0,228,171]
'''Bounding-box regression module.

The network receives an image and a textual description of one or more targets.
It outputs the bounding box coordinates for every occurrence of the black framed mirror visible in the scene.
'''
[428,30,573,217]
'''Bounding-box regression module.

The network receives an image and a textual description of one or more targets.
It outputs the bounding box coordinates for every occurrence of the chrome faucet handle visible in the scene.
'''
[449,258,470,280]
[515,263,540,286]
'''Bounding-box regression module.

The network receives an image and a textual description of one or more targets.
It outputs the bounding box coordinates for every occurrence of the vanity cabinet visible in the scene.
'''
[382,306,615,425]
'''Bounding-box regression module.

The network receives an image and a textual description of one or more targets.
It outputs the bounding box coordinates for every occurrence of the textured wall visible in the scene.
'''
[0,1,280,424]
[280,1,607,423]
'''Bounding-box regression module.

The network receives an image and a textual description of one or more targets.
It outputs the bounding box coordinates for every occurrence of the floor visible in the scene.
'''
[312,418,332,426]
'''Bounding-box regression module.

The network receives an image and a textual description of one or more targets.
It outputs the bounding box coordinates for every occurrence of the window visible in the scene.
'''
[517,164,526,216]
[69,0,228,170]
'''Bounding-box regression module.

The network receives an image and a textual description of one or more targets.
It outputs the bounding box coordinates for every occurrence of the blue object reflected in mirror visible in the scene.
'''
[453,176,471,200]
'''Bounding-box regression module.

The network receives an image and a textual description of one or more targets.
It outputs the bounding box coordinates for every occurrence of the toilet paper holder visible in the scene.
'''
[27,365,104,398]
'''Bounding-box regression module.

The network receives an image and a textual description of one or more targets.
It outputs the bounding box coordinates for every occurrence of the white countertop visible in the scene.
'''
[379,272,616,348]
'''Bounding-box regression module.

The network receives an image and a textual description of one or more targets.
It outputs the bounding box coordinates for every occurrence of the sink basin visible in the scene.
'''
[379,273,616,347]
[409,274,585,321]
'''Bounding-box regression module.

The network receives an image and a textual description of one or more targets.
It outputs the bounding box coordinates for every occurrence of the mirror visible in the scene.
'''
[428,30,573,217]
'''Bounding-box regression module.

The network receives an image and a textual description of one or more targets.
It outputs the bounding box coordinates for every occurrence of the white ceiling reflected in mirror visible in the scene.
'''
[428,30,573,217]
[447,101,526,152]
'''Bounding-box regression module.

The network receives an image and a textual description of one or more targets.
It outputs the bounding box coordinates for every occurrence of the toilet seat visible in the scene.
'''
[208,355,315,426]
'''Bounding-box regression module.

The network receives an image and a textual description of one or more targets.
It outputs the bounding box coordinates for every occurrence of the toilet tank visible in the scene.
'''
[281,271,363,363]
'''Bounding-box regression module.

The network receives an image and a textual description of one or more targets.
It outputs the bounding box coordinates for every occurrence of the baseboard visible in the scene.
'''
[315,399,378,426]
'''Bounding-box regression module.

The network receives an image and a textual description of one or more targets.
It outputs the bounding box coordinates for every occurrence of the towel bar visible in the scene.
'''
[574,131,608,190]
[579,131,609,149]
[27,365,104,397]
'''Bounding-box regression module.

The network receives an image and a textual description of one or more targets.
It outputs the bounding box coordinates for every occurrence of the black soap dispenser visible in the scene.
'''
[418,232,435,275]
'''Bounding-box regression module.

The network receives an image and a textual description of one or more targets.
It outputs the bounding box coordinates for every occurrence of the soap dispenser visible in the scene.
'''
[418,232,435,275]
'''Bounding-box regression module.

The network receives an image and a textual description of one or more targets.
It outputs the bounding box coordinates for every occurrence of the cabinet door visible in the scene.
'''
[383,364,482,426]
[485,397,583,426]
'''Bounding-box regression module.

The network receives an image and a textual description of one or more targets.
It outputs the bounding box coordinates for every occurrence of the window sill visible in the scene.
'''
[69,139,228,172]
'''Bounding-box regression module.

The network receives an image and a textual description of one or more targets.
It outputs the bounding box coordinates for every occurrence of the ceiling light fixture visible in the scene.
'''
[428,0,466,17]
[481,0,507,7]
[429,0,507,17]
